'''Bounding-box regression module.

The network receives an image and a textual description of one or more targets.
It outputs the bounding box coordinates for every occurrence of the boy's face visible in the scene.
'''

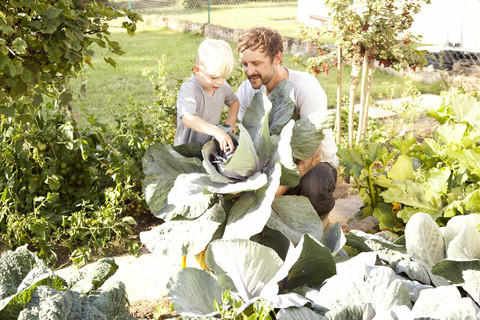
[194,65,225,95]
[239,48,281,90]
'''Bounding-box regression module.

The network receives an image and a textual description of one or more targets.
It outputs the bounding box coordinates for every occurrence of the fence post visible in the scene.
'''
[208,0,211,24]
[128,0,131,9]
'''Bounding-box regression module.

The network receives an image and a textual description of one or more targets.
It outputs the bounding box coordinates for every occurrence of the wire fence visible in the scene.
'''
[110,0,303,38]
[108,0,480,76]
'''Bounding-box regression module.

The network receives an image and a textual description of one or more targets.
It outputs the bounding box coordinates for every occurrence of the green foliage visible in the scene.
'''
[339,90,480,232]
[144,56,181,146]
[0,0,141,109]
[215,290,275,320]
[0,93,180,266]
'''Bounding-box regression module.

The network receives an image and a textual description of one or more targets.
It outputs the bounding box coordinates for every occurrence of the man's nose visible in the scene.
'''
[244,64,253,75]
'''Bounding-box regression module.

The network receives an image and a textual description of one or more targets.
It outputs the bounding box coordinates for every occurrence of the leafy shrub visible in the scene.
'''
[0,102,144,266]
[0,0,141,109]
[339,89,480,232]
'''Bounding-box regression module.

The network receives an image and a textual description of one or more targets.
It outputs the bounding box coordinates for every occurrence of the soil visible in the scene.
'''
[129,297,179,320]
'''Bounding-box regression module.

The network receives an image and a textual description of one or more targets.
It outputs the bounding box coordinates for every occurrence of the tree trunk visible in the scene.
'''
[348,63,360,149]
[360,52,375,140]
[356,51,370,143]
[336,46,342,146]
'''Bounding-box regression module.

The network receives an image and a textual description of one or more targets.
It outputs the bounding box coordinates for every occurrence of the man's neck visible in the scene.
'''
[266,66,289,95]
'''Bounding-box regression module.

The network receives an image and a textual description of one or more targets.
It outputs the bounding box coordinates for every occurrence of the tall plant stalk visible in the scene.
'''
[336,46,342,145]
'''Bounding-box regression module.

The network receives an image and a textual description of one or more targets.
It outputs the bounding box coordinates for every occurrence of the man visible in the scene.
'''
[236,26,338,223]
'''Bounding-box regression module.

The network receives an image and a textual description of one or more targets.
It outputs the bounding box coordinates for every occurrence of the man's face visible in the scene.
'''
[239,48,278,89]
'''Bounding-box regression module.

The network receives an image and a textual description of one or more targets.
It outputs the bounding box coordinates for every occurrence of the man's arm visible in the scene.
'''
[275,145,322,196]
[224,100,239,134]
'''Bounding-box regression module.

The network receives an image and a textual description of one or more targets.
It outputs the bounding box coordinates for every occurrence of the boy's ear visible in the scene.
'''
[193,65,200,73]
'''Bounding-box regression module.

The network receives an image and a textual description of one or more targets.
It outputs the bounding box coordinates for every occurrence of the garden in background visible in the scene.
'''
[1,0,480,318]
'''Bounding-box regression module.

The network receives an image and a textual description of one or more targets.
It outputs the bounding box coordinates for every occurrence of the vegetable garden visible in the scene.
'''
[1,0,480,318]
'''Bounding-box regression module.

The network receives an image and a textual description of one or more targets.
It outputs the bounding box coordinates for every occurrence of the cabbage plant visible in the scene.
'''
[140,80,338,260]
[167,212,480,319]
[0,245,134,320]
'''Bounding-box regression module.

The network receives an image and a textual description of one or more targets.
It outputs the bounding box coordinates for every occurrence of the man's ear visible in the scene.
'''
[193,65,200,74]
[274,52,283,65]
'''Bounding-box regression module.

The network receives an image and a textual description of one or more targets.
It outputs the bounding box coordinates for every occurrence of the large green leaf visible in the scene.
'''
[222,123,262,179]
[447,224,480,259]
[387,154,414,181]
[286,235,336,290]
[444,213,480,247]
[222,163,281,240]
[242,86,272,151]
[202,140,234,184]
[321,222,346,256]
[432,258,480,304]
[445,91,480,127]
[454,148,480,179]
[465,189,480,213]
[164,173,216,219]
[411,285,480,319]
[267,120,299,187]
[290,110,335,160]
[325,304,375,320]
[17,281,135,320]
[267,195,324,244]
[345,230,406,254]
[205,239,284,301]
[140,203,225,258]
[307,265,410,316]
[405,212,445,268]
[205,172,268,194]
[166,268,222,317]
[432,259,480,285]
[437,123,467,145]
[142,143,205,219]
[267,80,295,135]
[380,180,442,221]
[69,258,118,294]
[277,307,325,320]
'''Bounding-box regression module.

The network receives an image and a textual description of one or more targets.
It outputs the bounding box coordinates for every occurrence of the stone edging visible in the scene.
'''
[144,15,312,56]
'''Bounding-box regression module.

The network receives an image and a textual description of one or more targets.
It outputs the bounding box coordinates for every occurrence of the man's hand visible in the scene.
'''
[224,119,237,134]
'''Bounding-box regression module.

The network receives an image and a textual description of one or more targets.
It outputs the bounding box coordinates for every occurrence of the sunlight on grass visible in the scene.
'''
[70,24,444,128]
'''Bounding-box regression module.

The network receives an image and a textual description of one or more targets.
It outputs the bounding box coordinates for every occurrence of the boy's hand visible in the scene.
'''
[214,130,235,152]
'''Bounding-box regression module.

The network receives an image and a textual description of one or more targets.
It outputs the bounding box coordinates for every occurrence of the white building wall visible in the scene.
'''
[297,0,480,51]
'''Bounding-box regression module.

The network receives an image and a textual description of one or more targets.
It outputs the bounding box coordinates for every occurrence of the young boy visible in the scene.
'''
[174,38,239,152]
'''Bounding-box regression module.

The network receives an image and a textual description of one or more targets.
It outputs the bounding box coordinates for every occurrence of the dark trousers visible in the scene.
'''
[284,162,337,219]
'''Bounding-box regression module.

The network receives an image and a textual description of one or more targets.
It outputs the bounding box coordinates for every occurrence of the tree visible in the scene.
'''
[0,0,141,111]
[300,0,430,148]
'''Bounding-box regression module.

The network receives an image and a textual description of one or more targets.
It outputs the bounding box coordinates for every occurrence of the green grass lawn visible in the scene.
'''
[70,21,444,127]
[111,0,304,38]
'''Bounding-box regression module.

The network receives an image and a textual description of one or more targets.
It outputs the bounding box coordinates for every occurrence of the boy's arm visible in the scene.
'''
[224,100,239,134]
[181,113,235,152]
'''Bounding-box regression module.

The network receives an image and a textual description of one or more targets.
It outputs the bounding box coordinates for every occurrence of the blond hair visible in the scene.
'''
[196,38,234,78]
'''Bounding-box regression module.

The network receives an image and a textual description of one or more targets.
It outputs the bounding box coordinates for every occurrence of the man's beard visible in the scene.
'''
[247,68,275,89]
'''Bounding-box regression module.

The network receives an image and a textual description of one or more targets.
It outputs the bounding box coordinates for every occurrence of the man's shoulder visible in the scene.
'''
[287,68,318,85]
